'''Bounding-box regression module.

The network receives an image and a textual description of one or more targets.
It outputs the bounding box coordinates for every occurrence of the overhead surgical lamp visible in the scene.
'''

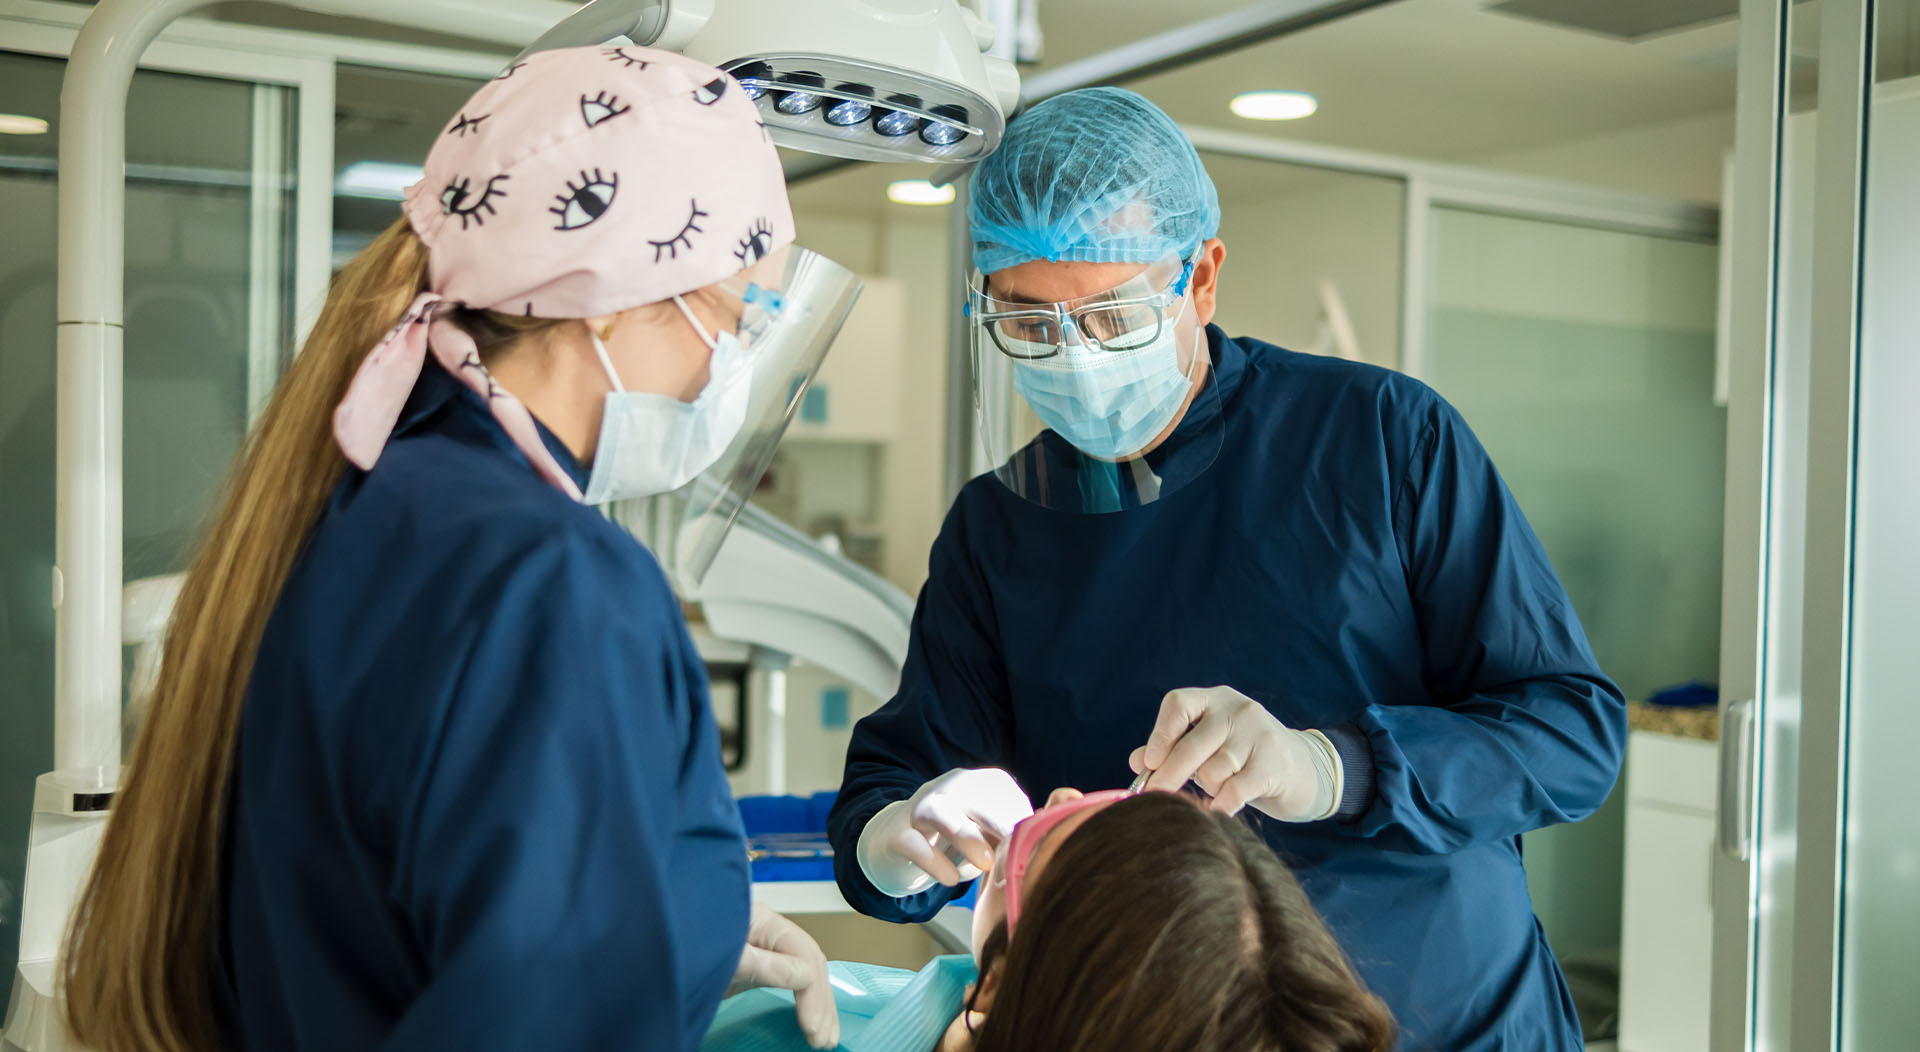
[518,0,1022,164]
[10,2,1016,1048]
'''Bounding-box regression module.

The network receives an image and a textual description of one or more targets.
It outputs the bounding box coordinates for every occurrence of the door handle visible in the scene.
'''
[1717,697,1756,861]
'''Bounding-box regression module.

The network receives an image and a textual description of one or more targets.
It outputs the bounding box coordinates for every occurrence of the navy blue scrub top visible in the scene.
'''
[828,329,1628,1052]
[217,358,747,1051]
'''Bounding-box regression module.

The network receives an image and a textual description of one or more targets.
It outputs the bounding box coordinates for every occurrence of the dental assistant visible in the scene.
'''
[827,87,1627,1051]
[62,47,845,1052]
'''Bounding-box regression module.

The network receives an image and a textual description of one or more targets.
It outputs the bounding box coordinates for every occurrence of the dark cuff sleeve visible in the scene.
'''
[1320,724,1376,822]
[826,791,964,924]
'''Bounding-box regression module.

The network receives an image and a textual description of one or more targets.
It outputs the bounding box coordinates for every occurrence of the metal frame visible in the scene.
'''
[1710,3,1789,1050]
[944,173,977,503]
[1792,1,1873,1049]
[1398,176,1433,380]
[246,82,294,422]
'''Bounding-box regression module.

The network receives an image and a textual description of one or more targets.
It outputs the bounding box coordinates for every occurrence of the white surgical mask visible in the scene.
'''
[581,297,752,504]
[1010,296,1198,460]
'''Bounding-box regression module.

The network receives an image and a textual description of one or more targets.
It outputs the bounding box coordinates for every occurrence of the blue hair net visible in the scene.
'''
[968,87,1221,274]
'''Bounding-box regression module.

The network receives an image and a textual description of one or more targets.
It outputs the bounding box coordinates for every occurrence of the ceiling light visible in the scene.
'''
[334,161,425,201]
[1228,90,1318,121]
[887,179,954,206]
[0,114,49,135]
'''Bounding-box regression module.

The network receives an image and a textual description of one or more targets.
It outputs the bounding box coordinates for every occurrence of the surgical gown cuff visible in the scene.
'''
[1320,724,1376,822]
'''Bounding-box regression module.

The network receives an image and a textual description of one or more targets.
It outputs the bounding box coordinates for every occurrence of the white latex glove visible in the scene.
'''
[1127,686,1343,823]
[855,767,1035,898]
[732,903,839,1050]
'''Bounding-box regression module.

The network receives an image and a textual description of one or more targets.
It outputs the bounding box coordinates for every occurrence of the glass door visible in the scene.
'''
[1708,1,1797,1047]
[1814,0,1920,1047]
[0,35,312,988]
[1714,0,1920,1048]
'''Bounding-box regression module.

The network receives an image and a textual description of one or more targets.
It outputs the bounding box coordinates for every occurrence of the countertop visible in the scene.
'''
[1626,700,1719,741]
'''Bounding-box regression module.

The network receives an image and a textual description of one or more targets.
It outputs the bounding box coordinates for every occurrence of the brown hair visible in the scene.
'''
[970,791,1395,1052]
[61,217,569,1052]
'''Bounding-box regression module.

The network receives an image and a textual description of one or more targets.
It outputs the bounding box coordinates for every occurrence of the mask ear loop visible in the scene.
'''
[588,319,626,394]
[672,294,723,353]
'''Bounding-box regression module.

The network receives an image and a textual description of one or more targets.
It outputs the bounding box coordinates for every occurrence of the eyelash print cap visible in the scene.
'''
[398,43,791,317]
[339,43,797,501]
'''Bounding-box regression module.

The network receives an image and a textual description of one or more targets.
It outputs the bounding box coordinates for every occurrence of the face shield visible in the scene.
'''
[613,245,862,587]
[967,254,1223,513]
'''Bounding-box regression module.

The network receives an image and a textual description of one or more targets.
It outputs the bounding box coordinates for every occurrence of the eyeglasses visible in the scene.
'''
[968,256,1193,361]
[1000,788,1133,934]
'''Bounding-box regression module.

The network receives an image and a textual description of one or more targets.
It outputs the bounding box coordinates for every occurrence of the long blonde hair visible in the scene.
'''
[61,218,564,1052]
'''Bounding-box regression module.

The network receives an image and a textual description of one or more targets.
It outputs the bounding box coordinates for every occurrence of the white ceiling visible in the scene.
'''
[1114,0,1743,160]
[38,0,1854,218]
[788,0,1841,216]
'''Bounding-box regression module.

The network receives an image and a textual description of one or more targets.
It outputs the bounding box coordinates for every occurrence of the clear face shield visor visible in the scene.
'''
[612,245,862,587]
[967,254,1223,513]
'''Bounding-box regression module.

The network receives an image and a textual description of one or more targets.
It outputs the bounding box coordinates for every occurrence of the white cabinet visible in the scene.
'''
[1618,730,1717,1052]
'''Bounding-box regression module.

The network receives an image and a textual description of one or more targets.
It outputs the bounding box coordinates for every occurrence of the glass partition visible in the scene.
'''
[1837,1,1920,1045]
[1427,208,1726,703]
[0,49,296,981]
[1426,205,1724,994]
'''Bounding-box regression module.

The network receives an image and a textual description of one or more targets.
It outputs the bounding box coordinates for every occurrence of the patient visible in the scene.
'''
[704,788,1394,1052]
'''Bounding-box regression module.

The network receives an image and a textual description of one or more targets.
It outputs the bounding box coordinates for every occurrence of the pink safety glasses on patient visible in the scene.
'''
[1000,789,1134,933]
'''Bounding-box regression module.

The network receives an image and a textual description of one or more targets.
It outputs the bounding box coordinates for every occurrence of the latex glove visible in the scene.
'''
[856,768,1035,898]
[732,903,839,1050]
[1127,686,1343,822]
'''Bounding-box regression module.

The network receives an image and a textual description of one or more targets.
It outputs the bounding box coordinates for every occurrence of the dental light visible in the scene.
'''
[520,0,1022,164]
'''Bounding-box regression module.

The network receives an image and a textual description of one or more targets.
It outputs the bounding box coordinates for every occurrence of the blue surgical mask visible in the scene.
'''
[1010,296,1198,460]
[581,296,752,504]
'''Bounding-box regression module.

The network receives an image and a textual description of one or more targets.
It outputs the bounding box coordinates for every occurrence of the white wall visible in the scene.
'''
[1480,109,1735,206]
[1206,163,1406,371]
[874,217,953,593]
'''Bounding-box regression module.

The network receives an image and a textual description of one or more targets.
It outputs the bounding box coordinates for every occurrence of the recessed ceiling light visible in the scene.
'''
[0,114,50,135]
[334,161,426,201]
[887,179,954,206]
[1229,91,1318,122]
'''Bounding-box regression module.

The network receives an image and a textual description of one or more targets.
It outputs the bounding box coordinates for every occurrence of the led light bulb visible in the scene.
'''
[873,109,920,137]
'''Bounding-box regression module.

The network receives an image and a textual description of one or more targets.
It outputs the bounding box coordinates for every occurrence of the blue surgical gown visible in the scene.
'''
[217,358,748,1050]
[827,329,1627,1051]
